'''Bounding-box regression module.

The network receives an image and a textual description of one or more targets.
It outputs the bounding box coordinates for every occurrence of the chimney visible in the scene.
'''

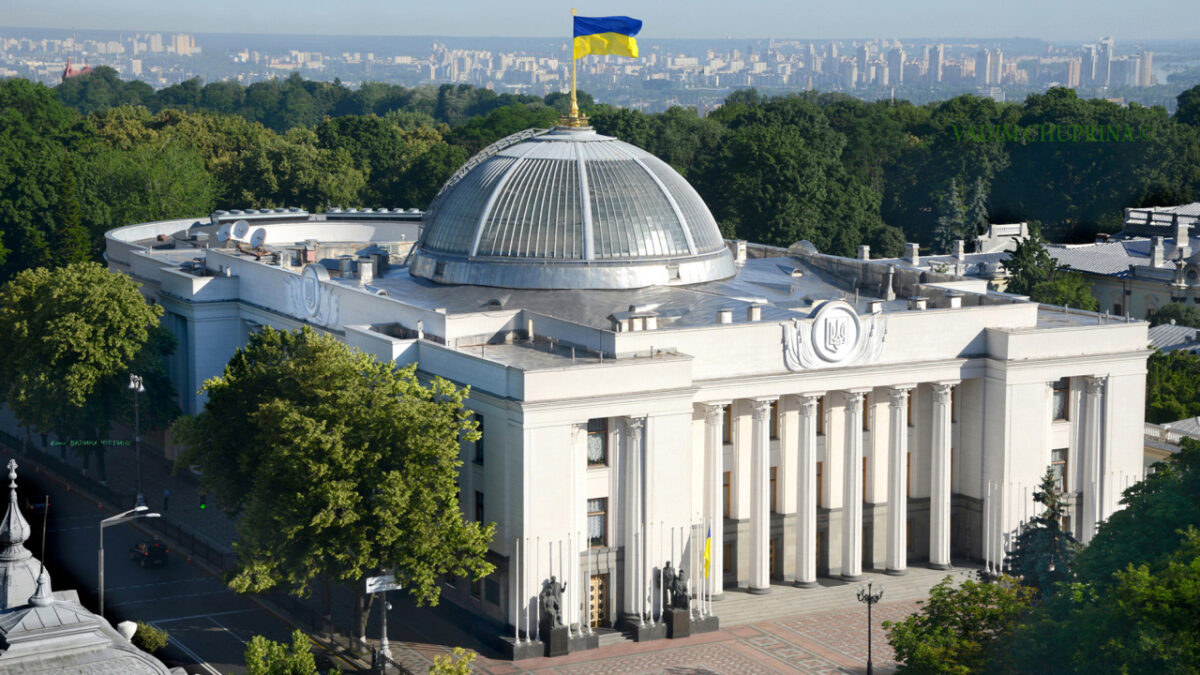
[339,256,354,278]
[1151,236,1165,267]
[644,314,658,330]
[858,245,870,260]
[906,243,920,266]
[885,265,896,301]
[357,257,374,285]
[747,304,762,322]
[734,240,748,266]
[717,307,733,324]
[1174,215,1191,259]
[946,292,963,309]
[868,299,884,313]
[953,239,965,262]
[908,296,928,310]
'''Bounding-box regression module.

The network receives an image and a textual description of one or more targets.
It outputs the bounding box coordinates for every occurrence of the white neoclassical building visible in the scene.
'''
[106,126,1149,652]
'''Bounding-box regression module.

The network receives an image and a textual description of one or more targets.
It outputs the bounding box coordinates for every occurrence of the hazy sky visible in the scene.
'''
[2,0,1197,41]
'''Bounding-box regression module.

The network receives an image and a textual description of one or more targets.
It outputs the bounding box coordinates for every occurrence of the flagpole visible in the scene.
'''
[569,8,580,125]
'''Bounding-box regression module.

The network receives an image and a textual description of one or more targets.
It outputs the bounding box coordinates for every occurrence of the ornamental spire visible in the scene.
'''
[0,459,33,562]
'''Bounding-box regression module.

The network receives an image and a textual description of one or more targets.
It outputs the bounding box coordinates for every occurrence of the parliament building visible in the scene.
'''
[106,125,1149,649]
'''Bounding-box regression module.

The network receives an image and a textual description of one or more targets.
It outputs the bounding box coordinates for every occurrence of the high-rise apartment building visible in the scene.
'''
[887,48,905,84]
[1097,37,1114,87]
[976,49,991,85]
[931,44,944,82]
[1137,50,1154,87]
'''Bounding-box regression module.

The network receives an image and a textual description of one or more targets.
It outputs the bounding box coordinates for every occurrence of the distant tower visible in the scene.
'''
[1067,58,1082,87]
[989,48,1003,85]
[888,47,905,85]
[1137,49,1154,87]
[976,49,992,86]
[1097,36,1114,87]
[932,44,944,82]
[1081,44,1098,84]
[857,44,870,85]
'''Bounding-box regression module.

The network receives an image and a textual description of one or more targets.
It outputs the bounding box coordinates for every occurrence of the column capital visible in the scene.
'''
[750,398,774,421]
[888,387,912,407]
[931,381,957,400]
[844,390,865,413]
[625,416,646,436]
[799,394,822,415]
[1084,375,1107,395]
[700,402,729,423]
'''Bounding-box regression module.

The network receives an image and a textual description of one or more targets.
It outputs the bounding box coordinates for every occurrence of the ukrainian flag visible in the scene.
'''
[573,15,642,60]
[704,526,712,578]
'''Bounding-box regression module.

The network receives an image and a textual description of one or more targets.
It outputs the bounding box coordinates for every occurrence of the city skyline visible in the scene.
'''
[3,0,1199,42]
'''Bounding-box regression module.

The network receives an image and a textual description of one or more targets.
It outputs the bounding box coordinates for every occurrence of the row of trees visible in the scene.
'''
[6,71,1200,284]
[886,439,1200,673]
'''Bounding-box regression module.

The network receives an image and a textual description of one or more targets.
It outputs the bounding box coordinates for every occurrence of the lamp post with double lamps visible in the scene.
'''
[856,580,884,675]
[129,374,145,508]
[99,505,160,616]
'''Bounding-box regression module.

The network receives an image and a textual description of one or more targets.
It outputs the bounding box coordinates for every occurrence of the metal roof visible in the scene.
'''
[412,126,733,289]
[1149,323,1200,352]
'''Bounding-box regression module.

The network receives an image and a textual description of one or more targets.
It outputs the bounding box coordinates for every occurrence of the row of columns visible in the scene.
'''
[700,382,958,589]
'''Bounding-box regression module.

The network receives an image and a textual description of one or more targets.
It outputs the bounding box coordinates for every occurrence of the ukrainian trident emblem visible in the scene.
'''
[824,316,850,351]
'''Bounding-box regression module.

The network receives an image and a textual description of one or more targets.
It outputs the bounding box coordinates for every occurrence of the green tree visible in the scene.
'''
[1145,351,1200,424]
[884,575,1035,675]
[1005,468,1081,595]
[1177,84,1200,128]
[1001,231,1058,296]
[965,176,990,240]
[175,327,494,634]
[428,647,476,675]
[130,621,169,654]
[245,630,328,675]
[933,178,965,253]
[1147,302,1200,328]
[0,262,162,454]
[1029,271,1099,311]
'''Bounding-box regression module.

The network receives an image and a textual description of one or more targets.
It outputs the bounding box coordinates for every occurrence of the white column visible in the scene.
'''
[621,417,644,624]
[886,386,913,574]
[749,398,773,593]
[929,382,955,570]
[842,391,866,580]
[1081,376,1105,542]
[702,403,726,600]
[795,393,822,587]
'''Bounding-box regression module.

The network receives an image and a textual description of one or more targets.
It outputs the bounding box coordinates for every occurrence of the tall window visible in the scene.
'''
[863,393,871,431]
[770,400,779,439]
[723,405,732,444]
[817,461,824,506]
[473,414,484,465]
[587,498,607,547]
[907,453,912,497]
[587,418,608,465]
[951,387,958,422]
[475,491,484,523]
[770,467,777,513]
[1052,378,1070,421]
[907,390,915,427]
[817,396,826,435]
[722,471,730,518]
[1050,448,1068,492]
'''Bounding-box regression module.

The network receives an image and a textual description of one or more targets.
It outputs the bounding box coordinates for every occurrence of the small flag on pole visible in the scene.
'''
[573,15,642,60]
[703,526,712,578]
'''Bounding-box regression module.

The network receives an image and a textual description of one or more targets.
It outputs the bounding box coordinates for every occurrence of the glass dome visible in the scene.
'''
[409,126,735,289]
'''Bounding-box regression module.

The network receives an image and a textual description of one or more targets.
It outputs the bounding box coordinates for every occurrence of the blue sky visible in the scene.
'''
[2,0,1196,41]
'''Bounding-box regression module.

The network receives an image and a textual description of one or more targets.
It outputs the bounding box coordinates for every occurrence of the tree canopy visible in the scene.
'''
[175,326,494,607]
[1147,302,1200,328]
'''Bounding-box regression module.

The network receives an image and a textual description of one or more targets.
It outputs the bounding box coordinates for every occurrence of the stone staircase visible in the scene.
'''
[711,563,980,626]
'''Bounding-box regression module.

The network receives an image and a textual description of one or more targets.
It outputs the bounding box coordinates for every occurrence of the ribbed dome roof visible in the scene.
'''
[410,127,735,289]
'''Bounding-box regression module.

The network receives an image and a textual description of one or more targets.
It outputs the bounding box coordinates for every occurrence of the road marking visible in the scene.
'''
[156,630,223,675]
[207,615,248,645]
[104,577,214,592]
[108,589,232,608]
[145,608,256,624]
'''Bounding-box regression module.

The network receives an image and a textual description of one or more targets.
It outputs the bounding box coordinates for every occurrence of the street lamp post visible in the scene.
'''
[98,505,160,616]
[857,580,884,675]
[129,374,146,508]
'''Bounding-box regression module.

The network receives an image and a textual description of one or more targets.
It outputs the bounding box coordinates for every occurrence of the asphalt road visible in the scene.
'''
[11,454,363,675]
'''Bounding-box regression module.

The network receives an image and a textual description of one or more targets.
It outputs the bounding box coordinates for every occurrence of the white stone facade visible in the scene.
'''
[107,212,1148,636]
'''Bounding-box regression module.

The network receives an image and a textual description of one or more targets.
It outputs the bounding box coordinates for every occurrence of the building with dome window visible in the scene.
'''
[106,125,1149,656]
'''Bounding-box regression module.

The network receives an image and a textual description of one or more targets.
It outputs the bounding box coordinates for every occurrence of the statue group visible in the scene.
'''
[660,561,690,611]
[538,576,567,632]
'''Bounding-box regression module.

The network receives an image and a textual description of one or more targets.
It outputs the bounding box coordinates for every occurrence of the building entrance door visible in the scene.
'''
[589,574,609,627]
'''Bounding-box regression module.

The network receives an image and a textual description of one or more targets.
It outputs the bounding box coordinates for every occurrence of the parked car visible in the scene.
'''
[129,541,169,567]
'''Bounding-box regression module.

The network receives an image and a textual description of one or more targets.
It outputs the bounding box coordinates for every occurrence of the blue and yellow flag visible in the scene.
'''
[573,15,642,60]
[704,526,712,578]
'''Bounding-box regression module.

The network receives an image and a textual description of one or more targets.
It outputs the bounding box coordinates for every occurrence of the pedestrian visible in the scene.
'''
[163,487,170,512]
